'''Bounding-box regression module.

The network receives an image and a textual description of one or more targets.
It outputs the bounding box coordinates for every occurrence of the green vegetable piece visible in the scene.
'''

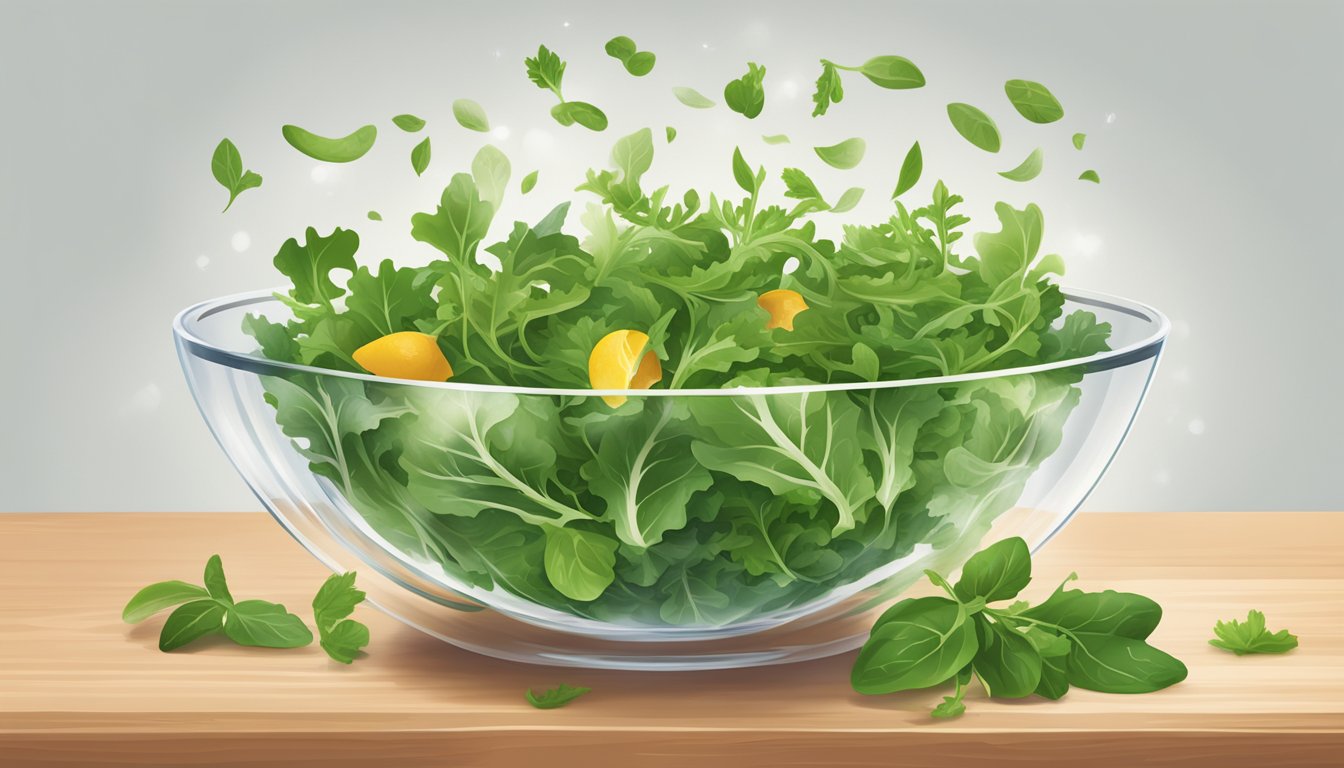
[203,554,233,604]
[723,62,766,119]
[551,101,608,131]
[814,137,866,169]
[762,134,790,145]
[732,147,756,194]
[1005,79,1065,124]
[852,597,979,695]
[625,50,656,76]
[525,45,566,98]
[158,600,226,652]
[392,114,425,132]
[367,210,382,221]
[1023,588,1162,639]
[856,55,925,89]
[122,580,210,623]
[1072,132,1086,150]
[672,86,716,109]
[281,123,377,163]
[604,35,637,61]
[1210,610,1299,655]
[665,126,677,143]
[812,60,844,117]
[972,614,1042,698]
[954,537,1031,603]
[892,141,922,199]
[471,144,511,212]
[604,37,654,75]
[526,684,591,709]
[452,99,491,132]
[520,170,539,195]
[1079,169,1100,183]
[272,226,360,309]
[411,137,431,177]
[1066,632,1187,693]
[946,103,1000,152]
[781,167,829,215]
[998,148,1044,182]
[313,571,370,663]
[210,138,262,212]
[543,526,618,601]
[222,599,313,649]
[829,187,864,214]
[930,666,973,718]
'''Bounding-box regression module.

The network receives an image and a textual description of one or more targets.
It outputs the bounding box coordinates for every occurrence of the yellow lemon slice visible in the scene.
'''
[588,330,663,407]
[757,289,809,331]
[352,332,454,382]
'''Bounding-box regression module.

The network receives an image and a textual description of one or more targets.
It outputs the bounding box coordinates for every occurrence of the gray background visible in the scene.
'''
[1,0,1340,512]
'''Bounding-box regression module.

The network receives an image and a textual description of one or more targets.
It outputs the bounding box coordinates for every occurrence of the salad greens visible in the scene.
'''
[853,537,1187,716]
[520,170,539,195]
[812,55,926,116]
[392,114,426,132]
[946,103,1001,152]
[526,45,608,131]
[526,684,591,709]
[452,99,490,133]
[892,141,922,199]
[1072,132,1086,150]
[282,124,378,163]
[605,35,656,77]
[242,119,1112,624]
[1005,79,1065,124]
[814,137,866,169]
[673,86,716,109]
[411,137,431,177]
[1079,169,1101,183]
[211,138,262,212]
[1210,610,1299,655]
[724,62,767,118]
[998,148,1044,182]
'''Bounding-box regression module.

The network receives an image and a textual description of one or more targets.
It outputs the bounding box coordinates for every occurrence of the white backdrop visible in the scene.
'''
[1,0,1340,512]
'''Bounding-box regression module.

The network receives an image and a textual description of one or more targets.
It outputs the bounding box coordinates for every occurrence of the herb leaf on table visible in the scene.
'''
[526,684,592,709]
[1210,610,1299,655]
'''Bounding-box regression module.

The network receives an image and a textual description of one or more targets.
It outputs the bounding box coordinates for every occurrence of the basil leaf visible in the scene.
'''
[814,137,866,169]
[203,554,233,604]
[762,134,790,145]
[1005,79,1065,124]
[1079,169,1100,183]
[123,580,210,623]
[411,137,431,177]
[1072,132,1086,150]
[1023,588,1162,639]
[520,170,539,195]
[223,599,313,648]
[892,141,921,199]
[526,683,591,709]
[159,599,226,652]
[1036,653,1070,700]
[320,619,370,664]
[367,210,382,221]
[829,187,864,214]
[971,615,1042,698]
[543,526,618,602]
[858,55,925,89]
[946,103,1000,153]
[452,99,490,133]
[1067,632,1187,693]
[553,101,608,131]
[852,596,979,695]
[723,62,766,119]
[665,126,677,143]
[282,123,377,163]
[732,147,756,194]
[391,114,425,132]
[954,537,1031,602]
[210,138,262,212]
[998,148,1044,182]
[672,86,716,109]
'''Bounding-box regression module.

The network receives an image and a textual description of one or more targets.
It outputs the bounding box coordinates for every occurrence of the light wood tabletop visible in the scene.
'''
[1,511,1340,767]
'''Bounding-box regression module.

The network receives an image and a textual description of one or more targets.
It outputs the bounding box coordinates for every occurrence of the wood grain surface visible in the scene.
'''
[1,512,1341,767]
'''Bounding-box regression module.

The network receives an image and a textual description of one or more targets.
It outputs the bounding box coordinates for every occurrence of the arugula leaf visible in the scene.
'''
[159,600,226,652]
[814,137,866,169]
[272,227,360,310]
[282,124,377,163]
[452,99,490,132]
[392,114,425,132]
[998,148,1044,182]
[210,138,262,212]
[1210,610,1299,655]
[526,684,591,709]
[723,62,766,119]
[672,86,716,109]
[312,571,370,663]
[123,581,210,623]
[892,141,922,199]
[1079,169,1100,183]
[812,61,844,117]
[946,103,1001,153]
[1005,79,1065,124]
[411,137,431,177]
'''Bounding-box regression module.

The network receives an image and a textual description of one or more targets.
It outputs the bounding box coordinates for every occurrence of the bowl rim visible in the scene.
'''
[173,286,1169,397]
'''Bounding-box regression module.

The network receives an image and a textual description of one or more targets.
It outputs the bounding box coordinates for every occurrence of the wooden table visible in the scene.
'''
[1,512,1340,767]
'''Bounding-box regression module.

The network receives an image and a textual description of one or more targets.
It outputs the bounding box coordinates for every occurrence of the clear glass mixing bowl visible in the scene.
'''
[173,288,1166,670]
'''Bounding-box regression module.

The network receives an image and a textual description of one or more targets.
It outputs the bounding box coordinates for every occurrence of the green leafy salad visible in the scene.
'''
[230,42,1114,628]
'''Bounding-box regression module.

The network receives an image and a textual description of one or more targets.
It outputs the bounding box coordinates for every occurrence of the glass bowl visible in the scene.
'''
[173,287,1167,670]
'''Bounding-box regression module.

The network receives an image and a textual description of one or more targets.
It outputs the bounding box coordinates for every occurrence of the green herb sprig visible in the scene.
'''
[1210,610,1298,655]
[525,45,608,131]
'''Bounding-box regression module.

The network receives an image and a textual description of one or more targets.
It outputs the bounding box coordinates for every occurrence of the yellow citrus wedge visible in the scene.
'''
[588,329,663,408]
[352,332,454,382]
[757,289,809,331]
